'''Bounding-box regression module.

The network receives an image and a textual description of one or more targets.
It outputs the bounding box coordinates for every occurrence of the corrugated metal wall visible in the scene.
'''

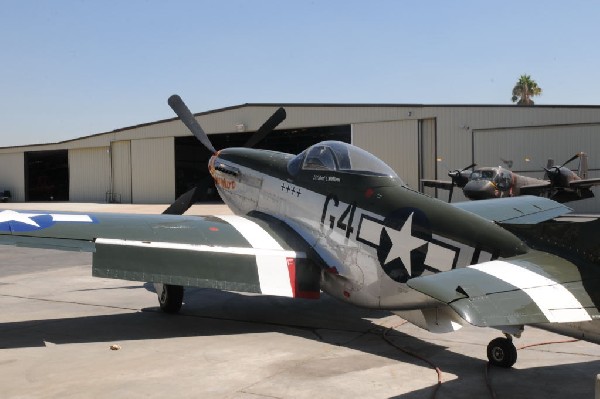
[110,140,132,203]
[0,152,25,201]
[352,120,419,188]
[69,147,111,202]
[473,124,600,171]
[131,137,174,203]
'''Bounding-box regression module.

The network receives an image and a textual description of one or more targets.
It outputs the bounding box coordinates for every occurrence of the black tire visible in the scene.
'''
[155,283,184,314]
[487,337,517,368]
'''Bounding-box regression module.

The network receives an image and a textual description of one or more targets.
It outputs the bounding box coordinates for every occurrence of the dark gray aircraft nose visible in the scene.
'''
[463,180,497,200]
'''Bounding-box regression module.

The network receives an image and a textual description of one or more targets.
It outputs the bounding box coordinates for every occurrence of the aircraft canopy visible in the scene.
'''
[470,168,512,190]
[288,141,400,179]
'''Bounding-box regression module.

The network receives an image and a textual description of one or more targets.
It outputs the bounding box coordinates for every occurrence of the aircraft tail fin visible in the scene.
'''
[543,158,554,180]
[578,152,589,179]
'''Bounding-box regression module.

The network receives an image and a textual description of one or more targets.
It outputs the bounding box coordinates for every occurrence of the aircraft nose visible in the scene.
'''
[464,180,496,200]
[208,151,221,178]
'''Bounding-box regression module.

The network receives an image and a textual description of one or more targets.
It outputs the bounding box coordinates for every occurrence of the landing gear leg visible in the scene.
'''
[154,283,184,314]
[487,335,517,368]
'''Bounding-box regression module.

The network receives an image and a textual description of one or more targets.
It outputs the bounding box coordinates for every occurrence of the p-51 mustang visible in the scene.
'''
[422,154,600,203]
[1,95,599,369]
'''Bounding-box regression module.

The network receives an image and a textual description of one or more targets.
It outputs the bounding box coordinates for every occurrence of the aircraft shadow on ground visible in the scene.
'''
[1,286,598,398]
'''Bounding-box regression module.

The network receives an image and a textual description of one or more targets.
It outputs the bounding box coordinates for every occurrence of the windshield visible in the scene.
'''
[288,141,400,179]
[470,170,496,181]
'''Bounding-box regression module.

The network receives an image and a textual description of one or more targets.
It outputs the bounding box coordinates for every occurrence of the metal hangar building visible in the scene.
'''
[0,103,599,212]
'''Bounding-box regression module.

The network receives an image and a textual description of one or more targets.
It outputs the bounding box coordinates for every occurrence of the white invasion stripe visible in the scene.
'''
[217,215,283,250]
[51,214,93,223]
[554,216,598,223]
[470,260,592,323]
[217,215,294,297]
[95,237,299,258]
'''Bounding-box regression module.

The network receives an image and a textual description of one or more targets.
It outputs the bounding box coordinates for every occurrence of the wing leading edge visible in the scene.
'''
[452,195,571,224]
[0,210,321,299]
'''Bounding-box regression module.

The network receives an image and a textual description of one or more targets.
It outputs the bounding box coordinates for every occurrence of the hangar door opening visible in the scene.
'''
[175,125,350,200]
[25,150,69,201]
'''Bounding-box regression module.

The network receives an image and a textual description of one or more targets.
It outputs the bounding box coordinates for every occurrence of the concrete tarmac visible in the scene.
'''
[1,203,599,398]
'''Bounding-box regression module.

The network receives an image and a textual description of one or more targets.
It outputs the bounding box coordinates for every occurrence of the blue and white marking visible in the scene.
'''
[0,210,97,232]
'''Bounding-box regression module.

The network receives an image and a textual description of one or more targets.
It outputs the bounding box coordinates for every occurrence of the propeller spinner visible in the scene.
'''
[544,153,580,187]
[447,163,476,202]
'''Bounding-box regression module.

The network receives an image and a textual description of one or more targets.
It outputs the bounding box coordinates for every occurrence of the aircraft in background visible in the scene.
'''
[422,153,600,203]
[1,95,599,369]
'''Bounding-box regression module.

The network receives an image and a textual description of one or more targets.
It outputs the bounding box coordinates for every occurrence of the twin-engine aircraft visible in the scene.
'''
[1,95,599,369]
[422,154,600,202]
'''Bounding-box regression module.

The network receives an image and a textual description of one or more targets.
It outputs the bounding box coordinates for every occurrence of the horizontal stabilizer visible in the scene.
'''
[421,179,454,190]
[569,177,600,188]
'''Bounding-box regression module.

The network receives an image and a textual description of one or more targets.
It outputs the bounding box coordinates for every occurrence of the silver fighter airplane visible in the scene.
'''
[1,95,599,369]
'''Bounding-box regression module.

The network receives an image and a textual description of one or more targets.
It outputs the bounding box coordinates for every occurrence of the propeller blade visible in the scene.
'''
[243,107,286,148]
[168,95,217,154]
[561,153,580,168]
[461,163,477,172]
[448,185,454,203]
[543,159,554,180]
[162,177,213,215]
[162,187,200,215]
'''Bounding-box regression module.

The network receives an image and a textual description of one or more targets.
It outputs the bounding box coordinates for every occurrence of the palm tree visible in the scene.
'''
[511,74,542,105]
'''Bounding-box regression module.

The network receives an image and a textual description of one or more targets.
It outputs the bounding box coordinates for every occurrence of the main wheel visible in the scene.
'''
[154,283,184,314]
[487,337,517,368]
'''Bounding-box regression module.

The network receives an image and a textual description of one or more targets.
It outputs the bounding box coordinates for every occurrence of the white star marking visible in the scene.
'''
[383,213,428,276]
[0,210,43,227]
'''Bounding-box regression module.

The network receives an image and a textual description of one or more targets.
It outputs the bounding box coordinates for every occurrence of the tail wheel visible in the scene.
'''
[487,337,517,368]
[154,283,184,314]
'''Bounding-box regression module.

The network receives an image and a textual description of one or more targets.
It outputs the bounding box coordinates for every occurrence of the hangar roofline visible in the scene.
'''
[2,102,599,150]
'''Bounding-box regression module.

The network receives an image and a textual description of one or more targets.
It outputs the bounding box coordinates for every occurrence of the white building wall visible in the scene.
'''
[68,147,111,202]
[0,152,25,201]
[131,137,174,203]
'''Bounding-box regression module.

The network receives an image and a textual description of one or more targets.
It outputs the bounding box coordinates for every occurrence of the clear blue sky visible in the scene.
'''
[1,1,598,146]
